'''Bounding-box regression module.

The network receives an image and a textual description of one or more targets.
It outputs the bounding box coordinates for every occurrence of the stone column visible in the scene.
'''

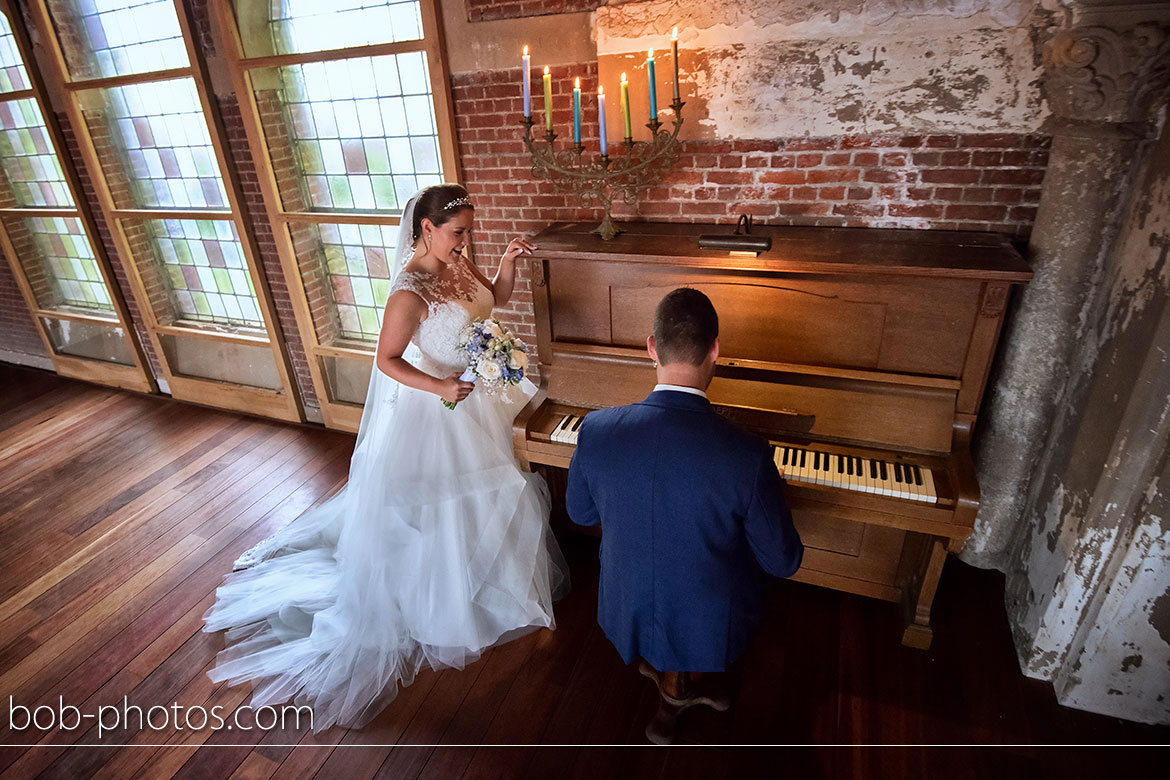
[966,21,1170,568]
[966,17,1170,724]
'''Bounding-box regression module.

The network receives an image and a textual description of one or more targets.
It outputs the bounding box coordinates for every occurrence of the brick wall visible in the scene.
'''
[219,94,321,410]
[0,254,47,359]
[453,63,1049,354]
[466,0,601,23]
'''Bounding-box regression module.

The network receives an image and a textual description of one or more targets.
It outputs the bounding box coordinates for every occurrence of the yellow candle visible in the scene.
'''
[620,71,631,140]
[543,65,553,132]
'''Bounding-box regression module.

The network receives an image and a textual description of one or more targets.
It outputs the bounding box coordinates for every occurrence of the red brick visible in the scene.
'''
[924,135,960,148]
[961,187,995,202]
[982,168,1046,186]
[847,186,873,200]
[760,170,806,185]
[851,151,880,166]
[945,204,1008,221]
[706,170,754,185]
[718,155,744,168]
[889,203,945,219]
[863,168,909,183]
[807,168,859,183]
[960,133,1025,148]
[796,153,823,167]
[832,202,885,218]
[840,134,899,149]
[777,202,831,216]
[920,169,982,184]
[818,186,847,200]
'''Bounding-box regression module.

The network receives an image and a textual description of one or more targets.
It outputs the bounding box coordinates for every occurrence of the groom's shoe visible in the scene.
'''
[644,700,682,745]
[639,661,732,712]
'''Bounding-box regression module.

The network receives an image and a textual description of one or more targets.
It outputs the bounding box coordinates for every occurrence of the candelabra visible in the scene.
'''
[520,100,685,240]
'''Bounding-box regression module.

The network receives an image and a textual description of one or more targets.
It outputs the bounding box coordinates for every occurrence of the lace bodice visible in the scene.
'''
[392,258,494,375]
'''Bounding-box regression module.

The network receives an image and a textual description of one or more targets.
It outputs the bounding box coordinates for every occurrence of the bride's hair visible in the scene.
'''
[412,184,474,242]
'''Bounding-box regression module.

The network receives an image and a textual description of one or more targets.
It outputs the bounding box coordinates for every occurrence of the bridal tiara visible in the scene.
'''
[443,196,472,210]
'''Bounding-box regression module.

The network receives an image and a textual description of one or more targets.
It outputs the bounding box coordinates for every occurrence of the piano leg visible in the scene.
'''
[899,538,948,649]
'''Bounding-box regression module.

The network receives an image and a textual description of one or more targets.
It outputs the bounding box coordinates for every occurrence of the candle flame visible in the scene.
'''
[574,77,580,89]
[598,86,604,96]
[620,71,627,83]
[672,26,678,40]
[543,65,550,76]
[648,48,654,58]
[523,45,528,56]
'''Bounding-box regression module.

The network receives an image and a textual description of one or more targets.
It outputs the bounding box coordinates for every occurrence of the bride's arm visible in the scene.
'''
[375,290,474,405]
[465,237,536,307]
[490,236,537,306]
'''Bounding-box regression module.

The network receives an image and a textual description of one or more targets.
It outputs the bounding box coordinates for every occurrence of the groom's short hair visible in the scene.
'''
[653,288,719,366]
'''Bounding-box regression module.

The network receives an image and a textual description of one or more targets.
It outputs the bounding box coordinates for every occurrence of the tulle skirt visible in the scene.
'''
[202,372,568,732]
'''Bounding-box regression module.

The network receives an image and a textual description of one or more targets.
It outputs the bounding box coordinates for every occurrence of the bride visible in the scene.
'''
[202,184,568,731]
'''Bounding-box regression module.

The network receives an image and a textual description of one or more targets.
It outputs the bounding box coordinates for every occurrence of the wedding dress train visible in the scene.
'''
[202,254,568,732]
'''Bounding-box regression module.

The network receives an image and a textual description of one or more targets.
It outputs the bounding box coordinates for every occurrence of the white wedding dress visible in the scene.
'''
[202,252,568,732]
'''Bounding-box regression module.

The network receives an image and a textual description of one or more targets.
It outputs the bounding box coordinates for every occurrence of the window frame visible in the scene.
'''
[0,0,155,393]
[211,0,463,431]
[26,0,304,422]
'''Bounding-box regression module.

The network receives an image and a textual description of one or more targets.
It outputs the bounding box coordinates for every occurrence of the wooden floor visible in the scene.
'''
[0,363,1164,779]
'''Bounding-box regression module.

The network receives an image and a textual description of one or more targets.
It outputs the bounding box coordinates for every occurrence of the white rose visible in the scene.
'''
[477,357,503,380]
[508,349,528,370]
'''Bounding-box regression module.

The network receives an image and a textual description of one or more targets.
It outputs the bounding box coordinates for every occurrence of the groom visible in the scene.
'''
[565,287,804,744]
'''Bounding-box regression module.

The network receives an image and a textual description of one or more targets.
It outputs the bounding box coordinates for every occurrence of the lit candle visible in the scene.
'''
[573,77,581,144]
[598,86,608,156]
[647,49,657,119]
[620,71,631,141]
[543,65,553,133]
[522,45,531,118]
[671,27,680,103]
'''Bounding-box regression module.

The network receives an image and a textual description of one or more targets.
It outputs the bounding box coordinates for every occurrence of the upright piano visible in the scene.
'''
[513,222,1032,648]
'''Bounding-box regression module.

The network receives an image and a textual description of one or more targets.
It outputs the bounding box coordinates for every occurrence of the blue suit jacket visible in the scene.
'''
[566,389,803,672]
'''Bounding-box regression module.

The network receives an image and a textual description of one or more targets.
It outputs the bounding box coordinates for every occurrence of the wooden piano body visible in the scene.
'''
[513,222,1032,648]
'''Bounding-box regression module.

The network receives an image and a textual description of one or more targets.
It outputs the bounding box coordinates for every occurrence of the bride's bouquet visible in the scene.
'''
[443,317,530,409]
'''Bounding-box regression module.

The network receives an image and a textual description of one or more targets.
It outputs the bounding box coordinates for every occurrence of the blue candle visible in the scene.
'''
[647,49,657,119]
[522,46,531,118]
[598,86,607,155]
[573,77,581,144]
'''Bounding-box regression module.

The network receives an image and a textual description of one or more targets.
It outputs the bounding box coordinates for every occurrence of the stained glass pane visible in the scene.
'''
[6,215,113,312]
[234,0,422,59]
[253,53,442,213]
[306,221,398,340]
[0,99,74,207]
[46,0,189,81]
[0,12,31,93]
[144,218,263,327]
[78,78,228,210]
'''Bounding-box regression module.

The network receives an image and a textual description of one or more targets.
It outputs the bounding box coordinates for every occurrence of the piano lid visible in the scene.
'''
[532,221,1033,282]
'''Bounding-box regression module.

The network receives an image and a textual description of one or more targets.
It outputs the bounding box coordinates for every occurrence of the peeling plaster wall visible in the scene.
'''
[1006,118,1170,724]
[595,0,1062,140]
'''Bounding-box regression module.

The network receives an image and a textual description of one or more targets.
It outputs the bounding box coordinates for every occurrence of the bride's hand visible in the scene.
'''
[501,236,536,263]
[439,374,475,404]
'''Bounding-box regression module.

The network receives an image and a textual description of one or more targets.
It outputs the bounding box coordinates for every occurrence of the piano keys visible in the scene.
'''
[513,222,1032,648]
[547,411,939,502]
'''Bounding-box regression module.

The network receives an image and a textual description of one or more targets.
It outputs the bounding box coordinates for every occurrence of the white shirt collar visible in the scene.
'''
[653,383,708,399]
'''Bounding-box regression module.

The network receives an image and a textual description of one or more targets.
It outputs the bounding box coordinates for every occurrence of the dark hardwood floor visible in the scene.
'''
[0,363,1164,779]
